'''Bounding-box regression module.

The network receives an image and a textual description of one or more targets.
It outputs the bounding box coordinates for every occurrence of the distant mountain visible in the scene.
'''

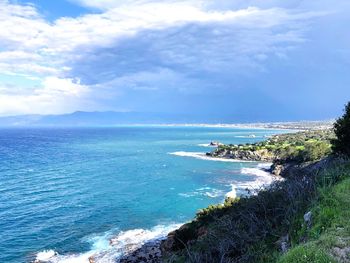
[0,111,233,127]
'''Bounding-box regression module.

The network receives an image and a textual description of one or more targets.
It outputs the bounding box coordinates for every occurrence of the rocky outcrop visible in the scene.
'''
[304,211,313,229]
[118,241,162,263]
[271,155,349,178]
[160,222,209,258]
[160,230,177,252]
[210,141,223,146]
[276,234,290,253]
[160,223,199,252]
[270,162,301,177]
[207,148,276,162]
[331,246,350,263]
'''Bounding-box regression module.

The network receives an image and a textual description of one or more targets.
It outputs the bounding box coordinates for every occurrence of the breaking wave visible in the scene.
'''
[235,162,282,192]
[197,143,217,147]
[34,224,181,263]
[179,187,224,198]
[169,151,246,162]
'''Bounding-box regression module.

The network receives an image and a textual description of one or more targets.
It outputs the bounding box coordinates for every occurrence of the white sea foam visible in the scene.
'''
[179,187,224,198]
[225,164,276,200]
[241,167,271,178]
[257,162,274,169]
[234,162,283,192]
[35,250,57,262]
[234,135,261,138]
[169,151,246,162]
[170,151,280,197]
[34,250,96,263]
[34,250,94,263]
[197,143,216,147]
[111,224,181,248]
[34,224,181,263]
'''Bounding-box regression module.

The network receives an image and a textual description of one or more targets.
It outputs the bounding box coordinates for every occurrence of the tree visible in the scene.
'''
[332,102,350,156]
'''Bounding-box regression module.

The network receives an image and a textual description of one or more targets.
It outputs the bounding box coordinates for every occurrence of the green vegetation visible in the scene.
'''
[278,244,336,263]
[332,102,350,157]
[164,160,350,263]
[212,129,334,163]
[163,103,350,262]
[162,103,350,262]
[279,177,350,263]
[195,197,238,221]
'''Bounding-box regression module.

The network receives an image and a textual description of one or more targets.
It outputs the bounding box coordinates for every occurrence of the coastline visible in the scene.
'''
[34,163,277,262]
[118,158,282,262]
[33,128,333,263]
[31,127,284,263]
[121,128,334,262]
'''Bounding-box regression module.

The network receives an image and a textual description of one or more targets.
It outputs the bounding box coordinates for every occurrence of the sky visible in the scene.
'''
[0,0,349,121]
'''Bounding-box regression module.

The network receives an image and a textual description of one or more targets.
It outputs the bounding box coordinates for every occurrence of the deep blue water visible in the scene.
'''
[0,126,288,263]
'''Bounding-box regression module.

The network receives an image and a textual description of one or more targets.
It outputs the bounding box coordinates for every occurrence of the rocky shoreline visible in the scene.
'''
[120,160,280,262]
[118,241,162,263]
[120,129,335,262]
[206,147,276,162]
[119,156,344,263]
[118,157,340,262]
[120,144,282,262]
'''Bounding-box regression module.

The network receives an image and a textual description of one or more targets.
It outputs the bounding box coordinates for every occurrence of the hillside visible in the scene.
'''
[158,105,350,263]
[279,177,350,263]
[208,130,334,163]
[159,155,349,263]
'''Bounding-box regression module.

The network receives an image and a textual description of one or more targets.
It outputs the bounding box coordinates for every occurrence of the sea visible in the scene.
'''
[0,126,289,263]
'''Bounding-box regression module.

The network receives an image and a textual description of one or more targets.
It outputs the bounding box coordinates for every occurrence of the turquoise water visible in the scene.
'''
[0,126,288,262]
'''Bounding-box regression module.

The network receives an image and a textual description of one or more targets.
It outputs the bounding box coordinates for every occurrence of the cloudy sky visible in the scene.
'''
[0,0,349,121]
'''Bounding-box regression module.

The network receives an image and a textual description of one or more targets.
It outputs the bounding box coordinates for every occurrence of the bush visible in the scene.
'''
[166,161,350,263]
[169,176,318,262]
[332,102,350,156]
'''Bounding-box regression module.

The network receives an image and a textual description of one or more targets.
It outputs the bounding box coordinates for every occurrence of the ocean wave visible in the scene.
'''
[179,187,224,198]
[234,135,260,138]
[170,151,279,197]
[197,143,217,147]
[34,250,94,263]
[33,224,181,263]
[169,151,244,162]
[35,250,57,262]
[223,164,278,200]
[256,163,273,169]
[234,163,282,192]
[241,167,271,178]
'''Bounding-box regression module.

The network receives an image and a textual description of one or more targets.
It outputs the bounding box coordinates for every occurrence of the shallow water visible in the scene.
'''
[0,126,288,262]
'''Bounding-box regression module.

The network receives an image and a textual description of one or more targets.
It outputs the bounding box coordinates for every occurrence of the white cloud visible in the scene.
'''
[70,0,203,10]
[0,0,322,55]
[0,0,331,115]
[0,77,90,115]
[40,77,88,96]
[0,0,320,78]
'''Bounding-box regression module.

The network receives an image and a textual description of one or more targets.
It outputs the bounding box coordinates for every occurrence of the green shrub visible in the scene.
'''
[195,197,237,220]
